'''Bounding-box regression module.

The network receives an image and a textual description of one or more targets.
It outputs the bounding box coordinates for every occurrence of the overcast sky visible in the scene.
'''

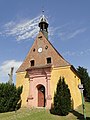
[0,0,90,83]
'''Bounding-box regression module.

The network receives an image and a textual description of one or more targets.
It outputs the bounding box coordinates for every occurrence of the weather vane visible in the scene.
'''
[42,10,44,13]
[41,0,45,15]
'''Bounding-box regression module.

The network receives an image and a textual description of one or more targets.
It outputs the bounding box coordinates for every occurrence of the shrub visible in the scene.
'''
[52,77,71,116]
[0,83,23,113]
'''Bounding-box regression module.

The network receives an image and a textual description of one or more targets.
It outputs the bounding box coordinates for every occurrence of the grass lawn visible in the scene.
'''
[0,102,90,120]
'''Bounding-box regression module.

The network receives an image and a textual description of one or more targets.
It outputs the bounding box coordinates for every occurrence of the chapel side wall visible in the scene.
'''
[50,66,82,109]
[16,72,29,107]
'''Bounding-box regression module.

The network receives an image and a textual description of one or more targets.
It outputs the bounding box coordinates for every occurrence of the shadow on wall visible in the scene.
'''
[71,110,90,120]
[71,98,74,110]
[25,72,29,78]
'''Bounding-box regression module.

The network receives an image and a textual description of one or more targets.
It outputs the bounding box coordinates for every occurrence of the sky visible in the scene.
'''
[0,0,90,83]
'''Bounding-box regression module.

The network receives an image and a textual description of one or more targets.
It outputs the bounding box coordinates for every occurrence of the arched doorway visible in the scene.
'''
[37,85,45,107]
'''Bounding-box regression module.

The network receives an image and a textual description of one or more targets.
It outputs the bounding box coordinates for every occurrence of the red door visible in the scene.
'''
[38,90,44,107]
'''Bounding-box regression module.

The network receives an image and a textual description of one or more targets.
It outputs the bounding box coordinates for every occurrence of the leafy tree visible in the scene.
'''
[0,83,23,113]
[52,77,71,116]
[77,66,90,101]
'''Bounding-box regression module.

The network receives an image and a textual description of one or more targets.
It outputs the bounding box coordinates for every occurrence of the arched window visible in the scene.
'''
[47,57,51,64]
[30,60,35,66]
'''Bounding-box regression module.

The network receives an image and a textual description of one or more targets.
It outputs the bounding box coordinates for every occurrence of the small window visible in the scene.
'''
[30,60,34,66]
[38,36,42,38]
[33,48,35,52]
[47,57,51,64]
[45,45,48,50]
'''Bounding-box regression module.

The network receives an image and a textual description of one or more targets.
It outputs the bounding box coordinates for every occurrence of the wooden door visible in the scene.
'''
[38,90,44,107]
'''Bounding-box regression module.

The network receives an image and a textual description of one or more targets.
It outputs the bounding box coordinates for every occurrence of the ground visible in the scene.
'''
[0,102,90,120]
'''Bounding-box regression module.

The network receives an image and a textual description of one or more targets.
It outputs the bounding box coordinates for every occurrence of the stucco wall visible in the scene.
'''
[50,66,82,109]
[16,72,29,107]
[16,66,82,109]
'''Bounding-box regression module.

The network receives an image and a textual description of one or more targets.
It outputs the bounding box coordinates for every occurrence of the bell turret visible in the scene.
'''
[39,14,48,39]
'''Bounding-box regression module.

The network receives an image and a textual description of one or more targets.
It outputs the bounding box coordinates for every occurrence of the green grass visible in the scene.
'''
[0,102,90,120]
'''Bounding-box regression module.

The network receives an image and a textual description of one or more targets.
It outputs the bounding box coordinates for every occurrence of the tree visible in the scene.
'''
[53,77,71,116]
[8,67,14,85]
[0,83,23,113]
[77,66,90,101]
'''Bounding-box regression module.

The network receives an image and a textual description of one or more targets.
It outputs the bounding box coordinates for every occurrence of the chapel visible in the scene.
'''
[16,14,82,109]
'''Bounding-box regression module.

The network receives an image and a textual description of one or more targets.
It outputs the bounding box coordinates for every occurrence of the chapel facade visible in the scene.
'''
[16,14,82,109]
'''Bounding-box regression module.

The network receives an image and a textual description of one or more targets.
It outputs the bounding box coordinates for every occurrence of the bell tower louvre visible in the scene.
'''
[16,14,82,109]
[39,14,48,39]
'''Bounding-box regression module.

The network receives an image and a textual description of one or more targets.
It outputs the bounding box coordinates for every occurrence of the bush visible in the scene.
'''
[51,77,71,116]
[0,83,23,113]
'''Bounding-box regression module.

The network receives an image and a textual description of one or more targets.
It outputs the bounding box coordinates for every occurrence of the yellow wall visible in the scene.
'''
[16,72,29,107]
[16,66,82,109]
[50,66,82,109]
